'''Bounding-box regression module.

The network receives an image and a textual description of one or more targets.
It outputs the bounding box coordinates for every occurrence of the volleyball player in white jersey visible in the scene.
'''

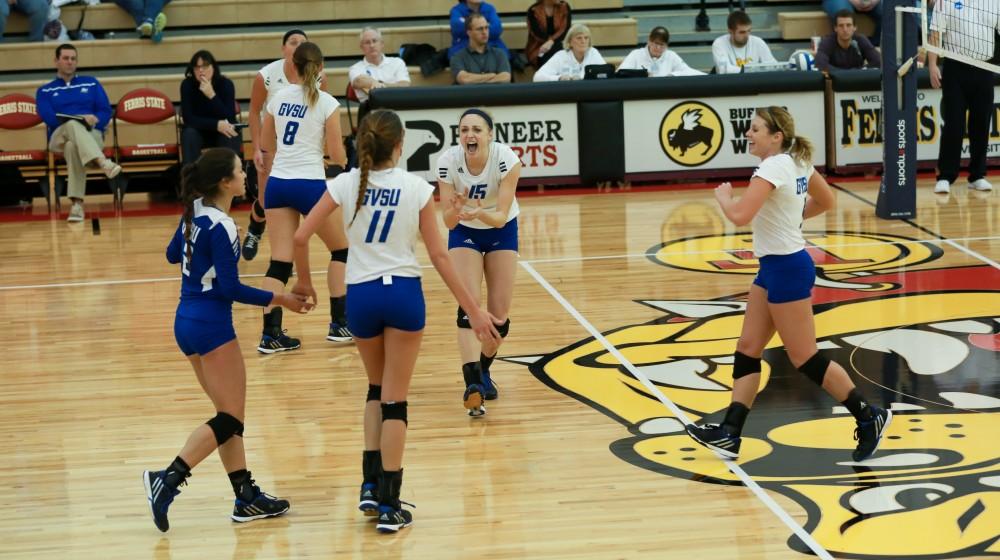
[293,109,500,533]
[243,29,328,261]
[143,148,312,533]
[685,106,891,462]
[436,108,521,416]
[257,41,350,353]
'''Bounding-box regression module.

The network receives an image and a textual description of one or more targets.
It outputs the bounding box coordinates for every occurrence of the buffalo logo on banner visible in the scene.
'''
[512,230,1000,559]
[659,101,724,167]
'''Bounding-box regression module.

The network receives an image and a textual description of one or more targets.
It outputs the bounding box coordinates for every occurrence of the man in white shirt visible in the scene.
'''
[618,26,704,77]
[712,11,776,74]
[348,28,411,103]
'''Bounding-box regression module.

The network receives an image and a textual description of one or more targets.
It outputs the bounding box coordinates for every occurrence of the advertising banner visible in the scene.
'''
[833,87,1000,166]
[394,104,579,182]
[623,91,827,174]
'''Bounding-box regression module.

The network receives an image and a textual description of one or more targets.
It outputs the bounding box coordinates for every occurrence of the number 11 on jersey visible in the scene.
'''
[365,210,395,243]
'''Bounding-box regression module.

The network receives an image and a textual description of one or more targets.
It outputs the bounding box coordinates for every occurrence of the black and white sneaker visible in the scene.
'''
[231,487,290,523]
[143,470,181,532]
[358,483,378,516]
[257,331,301,354]
[852,407,892,462]
[242,230,262,261]
[685,423,741,459]
[376,504,413,533]
[327,322,353,343]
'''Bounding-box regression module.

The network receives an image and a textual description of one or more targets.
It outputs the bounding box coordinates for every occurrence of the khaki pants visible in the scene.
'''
[48,121,106,201]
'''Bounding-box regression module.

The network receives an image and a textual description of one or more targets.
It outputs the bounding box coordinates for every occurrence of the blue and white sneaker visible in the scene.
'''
[257,331,301,354]
[327,322,353,343]
[481,369,499,401]
[359,483,378,516]
[684,423,741,459]
[852,407,892,462]
[143,470,181,532]
[376,504,413,533]
[231,486,290,523]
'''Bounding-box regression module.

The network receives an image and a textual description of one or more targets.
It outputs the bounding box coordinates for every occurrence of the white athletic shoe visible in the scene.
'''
[969,178,993,191]
[933,180,951,194]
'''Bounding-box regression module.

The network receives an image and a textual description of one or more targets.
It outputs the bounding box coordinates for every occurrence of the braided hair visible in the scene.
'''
[350,109,404,226]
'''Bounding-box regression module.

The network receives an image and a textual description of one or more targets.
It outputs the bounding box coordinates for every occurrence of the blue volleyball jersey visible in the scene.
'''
[166,199,272,321]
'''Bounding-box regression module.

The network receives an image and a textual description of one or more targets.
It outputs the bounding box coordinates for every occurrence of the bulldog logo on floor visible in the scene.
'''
[516,232,1000,559]
[660,101,723,167]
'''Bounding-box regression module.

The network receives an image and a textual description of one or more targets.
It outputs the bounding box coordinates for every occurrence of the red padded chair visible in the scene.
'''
[111,88,179,207]
[0,93,53,208]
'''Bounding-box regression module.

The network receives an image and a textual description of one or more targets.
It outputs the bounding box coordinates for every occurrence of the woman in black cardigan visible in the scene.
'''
[180,50,242,165]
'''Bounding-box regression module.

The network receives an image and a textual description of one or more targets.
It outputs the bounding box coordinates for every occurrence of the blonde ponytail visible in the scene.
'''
[756,106,813,165]
[293,42,323,107]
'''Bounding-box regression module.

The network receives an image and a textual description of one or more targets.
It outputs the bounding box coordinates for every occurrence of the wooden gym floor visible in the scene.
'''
[0,177,997,559]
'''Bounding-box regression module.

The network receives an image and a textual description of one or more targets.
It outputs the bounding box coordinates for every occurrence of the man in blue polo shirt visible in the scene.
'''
[36,44,121,222]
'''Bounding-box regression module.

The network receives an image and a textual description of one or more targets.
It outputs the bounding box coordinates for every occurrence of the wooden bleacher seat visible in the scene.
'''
[778,11,874,40]
[0,18,638,72]
[5,0,624,35]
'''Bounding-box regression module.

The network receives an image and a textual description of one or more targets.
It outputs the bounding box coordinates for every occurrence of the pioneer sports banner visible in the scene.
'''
[393,104,579,182]
[622,91,827,174]
[834,86,1000,167]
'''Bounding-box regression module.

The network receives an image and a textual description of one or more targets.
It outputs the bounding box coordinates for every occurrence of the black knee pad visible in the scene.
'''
[265,260,293,284]
[798,352,831,386]
[367,384,381,402]
[496,318,511,338]
[381,401,408,426]
[331,248,348,263]
[732,351,762,380]
[457,305,471,329]
[206,412,244,446]
[252,199,265,219]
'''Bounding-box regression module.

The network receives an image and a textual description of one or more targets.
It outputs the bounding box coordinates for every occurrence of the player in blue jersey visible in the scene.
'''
[436,108,522,416]
[257,41,350,354]
[293,109,501,533]
[142,147,313,533]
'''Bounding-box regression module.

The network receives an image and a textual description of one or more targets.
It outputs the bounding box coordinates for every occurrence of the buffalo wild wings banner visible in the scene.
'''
[623,92,826,173]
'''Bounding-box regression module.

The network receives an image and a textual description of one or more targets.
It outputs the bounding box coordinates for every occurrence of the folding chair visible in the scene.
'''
[112,87,179,209]
[0,93,55,210]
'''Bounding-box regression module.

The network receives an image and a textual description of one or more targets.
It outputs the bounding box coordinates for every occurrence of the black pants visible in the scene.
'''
[181,126,243,165]
[937,60,995,183]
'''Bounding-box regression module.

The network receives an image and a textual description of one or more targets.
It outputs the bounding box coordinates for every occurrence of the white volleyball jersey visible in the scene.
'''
[327,167,435,284]
[436,142,521,230]
[259,59,324,107]
[267,85,339,180]
[750,153,814,257]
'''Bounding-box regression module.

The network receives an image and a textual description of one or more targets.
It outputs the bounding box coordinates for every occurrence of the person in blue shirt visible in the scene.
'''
[36,44,121,223]
[448,0,509,60]
[142,147,313,533]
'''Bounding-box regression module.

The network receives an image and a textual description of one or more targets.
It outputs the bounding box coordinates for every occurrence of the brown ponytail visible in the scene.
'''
[293,42,323,107]
[178,147,239,260]
[349,109,404,226]
[756,106,813,165]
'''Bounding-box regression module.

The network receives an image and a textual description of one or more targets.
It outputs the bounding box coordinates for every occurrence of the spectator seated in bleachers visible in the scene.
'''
[712,10,776,74]
[532,24,604,82]
[814,9,881,71]
[449,0,509,61]
[823,0,881,45]
[0,0,48,42]
[180,50,241,166]
[348,27,411,104]
[618,26,705,77]
[36,43,121,223]
[525,0,572,70]
[113,0,171,43]
[452,13,512,85]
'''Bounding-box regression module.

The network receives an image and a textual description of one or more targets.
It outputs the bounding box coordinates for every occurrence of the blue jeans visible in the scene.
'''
[822,0,882,44]
[113,0,171,26]
[0,0,49,42]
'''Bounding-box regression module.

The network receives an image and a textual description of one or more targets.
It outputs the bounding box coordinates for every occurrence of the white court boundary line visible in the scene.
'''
[519,260,834,560]
[3,234,998,292]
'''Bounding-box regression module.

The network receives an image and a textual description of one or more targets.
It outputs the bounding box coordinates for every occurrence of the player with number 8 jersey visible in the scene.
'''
[258,41,351,354]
